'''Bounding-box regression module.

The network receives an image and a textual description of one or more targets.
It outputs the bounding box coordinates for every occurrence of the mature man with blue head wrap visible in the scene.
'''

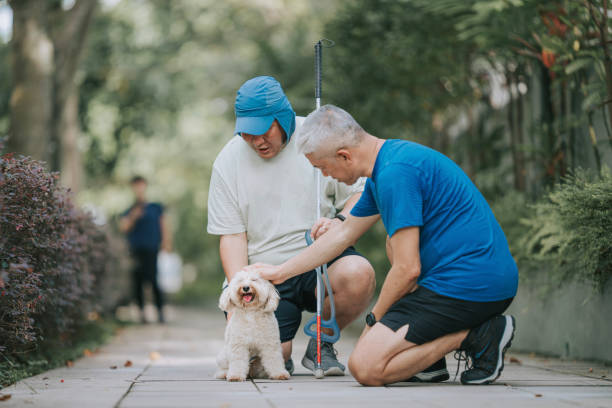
[207,76,376,377]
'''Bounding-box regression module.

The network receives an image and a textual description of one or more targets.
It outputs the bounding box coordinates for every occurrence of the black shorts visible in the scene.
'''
[275,246,364,343]
[379,286,513,345]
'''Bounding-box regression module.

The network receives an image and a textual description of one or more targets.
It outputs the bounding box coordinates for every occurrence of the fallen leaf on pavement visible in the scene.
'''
[124,360,133,367]
[149,351,161,361]
[534,394,542,398]
[83,349,93,357]
[42,377,48,380]
[110,365,118,369]
[0,394,11,401]
[66,360,74,367]
[509,356,522,365]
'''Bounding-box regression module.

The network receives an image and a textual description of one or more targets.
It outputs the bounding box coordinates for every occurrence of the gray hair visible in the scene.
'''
[295,105,365,158]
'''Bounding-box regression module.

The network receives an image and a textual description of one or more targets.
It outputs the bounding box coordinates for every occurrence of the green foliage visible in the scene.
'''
[324,0,475,148]
[2,0,610,307]
[493,170,612,292]
[74,0,336,303]
[518,169,612,290]
[0,151,131,357]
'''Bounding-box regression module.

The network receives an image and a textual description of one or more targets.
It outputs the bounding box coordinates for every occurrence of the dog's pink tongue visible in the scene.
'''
[243,294,253,302]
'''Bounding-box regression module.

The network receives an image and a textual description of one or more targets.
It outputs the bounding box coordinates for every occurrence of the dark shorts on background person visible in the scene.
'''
[274,246,364,343]
[379,286,513,345]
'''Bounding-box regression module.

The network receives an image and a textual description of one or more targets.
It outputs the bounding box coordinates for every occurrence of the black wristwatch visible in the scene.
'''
[365,312,376,327]
[335,213,346,222]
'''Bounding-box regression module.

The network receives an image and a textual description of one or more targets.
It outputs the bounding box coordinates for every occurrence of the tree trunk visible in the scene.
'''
[515,86,526,190]
[7,0,96,192]
[598,0,612,140]
[541,64,556,185]
[507,81,519,187]
[51,0,97,191]
[7,0,54,163]
[507,70,526,192]
[59,88,82,192]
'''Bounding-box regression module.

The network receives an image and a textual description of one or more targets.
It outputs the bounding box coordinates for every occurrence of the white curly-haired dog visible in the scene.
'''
[215,270,290,382]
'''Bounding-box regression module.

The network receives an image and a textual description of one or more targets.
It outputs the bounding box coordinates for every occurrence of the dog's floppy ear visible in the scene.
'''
[219,287,234,312]
[263,285,280,313]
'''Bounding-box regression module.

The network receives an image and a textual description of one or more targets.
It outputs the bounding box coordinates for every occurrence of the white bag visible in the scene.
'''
[157,251,183,293]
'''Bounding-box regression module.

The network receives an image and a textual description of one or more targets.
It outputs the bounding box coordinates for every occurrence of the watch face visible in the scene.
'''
[366,313,375,326]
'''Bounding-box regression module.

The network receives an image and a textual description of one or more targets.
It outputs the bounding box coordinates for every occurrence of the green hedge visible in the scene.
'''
[0,150,131,382]
[492,169,612,291]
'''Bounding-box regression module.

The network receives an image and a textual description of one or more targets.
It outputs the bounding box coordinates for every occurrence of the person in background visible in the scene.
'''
[120,176,171,324]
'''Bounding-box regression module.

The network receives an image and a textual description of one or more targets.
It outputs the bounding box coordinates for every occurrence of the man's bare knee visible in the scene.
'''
[332,256,375,295]
[349,353,384,386]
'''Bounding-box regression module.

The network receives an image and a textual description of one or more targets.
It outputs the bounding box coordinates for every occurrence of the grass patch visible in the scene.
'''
[0,318,125,389]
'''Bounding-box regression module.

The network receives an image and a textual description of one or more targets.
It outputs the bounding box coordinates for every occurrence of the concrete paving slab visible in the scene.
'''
[1,306,610,408]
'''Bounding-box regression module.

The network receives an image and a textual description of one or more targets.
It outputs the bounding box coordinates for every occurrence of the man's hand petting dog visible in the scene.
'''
[215,270,290,381]
[311,217,342,240]
[243,263,287,285]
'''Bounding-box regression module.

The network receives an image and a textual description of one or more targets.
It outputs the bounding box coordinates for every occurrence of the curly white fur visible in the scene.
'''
[215,270,289,382]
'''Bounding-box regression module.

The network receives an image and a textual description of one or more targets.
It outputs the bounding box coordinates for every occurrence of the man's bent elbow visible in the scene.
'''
[394,264,420,281]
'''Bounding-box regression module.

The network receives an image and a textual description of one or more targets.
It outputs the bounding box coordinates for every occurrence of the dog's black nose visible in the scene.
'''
[242,286,250,292]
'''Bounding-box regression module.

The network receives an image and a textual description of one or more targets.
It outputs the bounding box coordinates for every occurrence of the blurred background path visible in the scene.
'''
[1,306,611,408]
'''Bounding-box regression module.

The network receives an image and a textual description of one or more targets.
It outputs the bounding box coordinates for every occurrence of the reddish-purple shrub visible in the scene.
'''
[0,152,129,354]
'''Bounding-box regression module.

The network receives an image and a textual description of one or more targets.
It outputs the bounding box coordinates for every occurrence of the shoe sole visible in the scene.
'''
[463,315,516,385]
[407,369,450,383]
[301,356,345,376]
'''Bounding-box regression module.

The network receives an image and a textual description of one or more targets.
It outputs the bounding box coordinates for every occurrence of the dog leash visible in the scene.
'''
[303,231,341,378]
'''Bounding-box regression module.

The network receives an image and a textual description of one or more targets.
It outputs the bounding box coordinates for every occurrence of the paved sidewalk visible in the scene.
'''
[1,306,611,408]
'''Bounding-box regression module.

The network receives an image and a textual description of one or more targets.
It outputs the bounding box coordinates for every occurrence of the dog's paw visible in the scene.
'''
[226,373,247,382]
[214,370,227,380]
[269,370,290,380]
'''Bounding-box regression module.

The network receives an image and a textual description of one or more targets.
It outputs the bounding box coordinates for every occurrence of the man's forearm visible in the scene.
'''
[220,232,248,281]
[371,264,419,321]
[119,215,136,233]
[281,222,353,279]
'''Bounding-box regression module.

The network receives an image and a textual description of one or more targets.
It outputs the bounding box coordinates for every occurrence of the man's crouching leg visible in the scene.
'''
[301,254,375,376]
[348,323,468,386]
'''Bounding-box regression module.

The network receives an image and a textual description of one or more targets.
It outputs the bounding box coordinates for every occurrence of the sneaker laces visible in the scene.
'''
[453,350,473,381]
[320,341,339,360]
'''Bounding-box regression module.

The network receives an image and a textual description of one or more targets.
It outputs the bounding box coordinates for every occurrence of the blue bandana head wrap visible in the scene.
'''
[234,76,296,142]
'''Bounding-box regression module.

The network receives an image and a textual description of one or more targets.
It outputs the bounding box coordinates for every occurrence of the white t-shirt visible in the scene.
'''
[207,116,366,265]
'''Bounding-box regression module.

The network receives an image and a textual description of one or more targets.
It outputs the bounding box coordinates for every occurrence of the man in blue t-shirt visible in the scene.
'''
[247,105,518,386]
[120,176,171,323]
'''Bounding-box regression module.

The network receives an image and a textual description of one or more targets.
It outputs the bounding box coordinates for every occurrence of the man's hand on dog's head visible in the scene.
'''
[243,263,286,285]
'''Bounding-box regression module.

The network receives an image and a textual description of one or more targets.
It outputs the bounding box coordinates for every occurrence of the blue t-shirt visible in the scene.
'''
[351,139,518,302]
[123,202,164,251]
